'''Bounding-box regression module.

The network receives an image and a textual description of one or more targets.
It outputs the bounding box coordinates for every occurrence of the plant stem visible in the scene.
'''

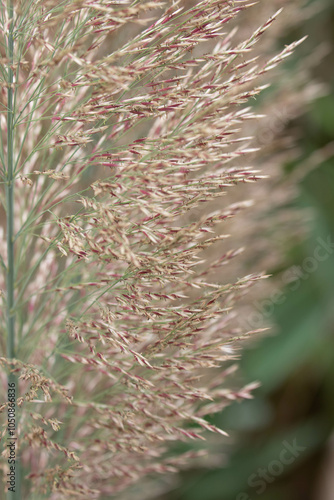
[6,1,21,498]
[6,1,14,361]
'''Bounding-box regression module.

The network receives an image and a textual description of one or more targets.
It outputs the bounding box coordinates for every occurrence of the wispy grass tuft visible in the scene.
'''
[0,1,303,498]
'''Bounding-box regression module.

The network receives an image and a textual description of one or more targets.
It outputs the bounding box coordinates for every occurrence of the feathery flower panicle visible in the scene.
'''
[0,1,303,498]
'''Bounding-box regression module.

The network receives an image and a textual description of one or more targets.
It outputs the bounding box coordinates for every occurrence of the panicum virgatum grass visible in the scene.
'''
[0,1,304,498]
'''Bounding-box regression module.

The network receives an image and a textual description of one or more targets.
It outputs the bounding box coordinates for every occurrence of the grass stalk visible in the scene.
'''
[6,1,21,498]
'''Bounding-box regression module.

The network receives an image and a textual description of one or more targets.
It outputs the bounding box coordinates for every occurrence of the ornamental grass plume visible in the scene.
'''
[0,1,304,498]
